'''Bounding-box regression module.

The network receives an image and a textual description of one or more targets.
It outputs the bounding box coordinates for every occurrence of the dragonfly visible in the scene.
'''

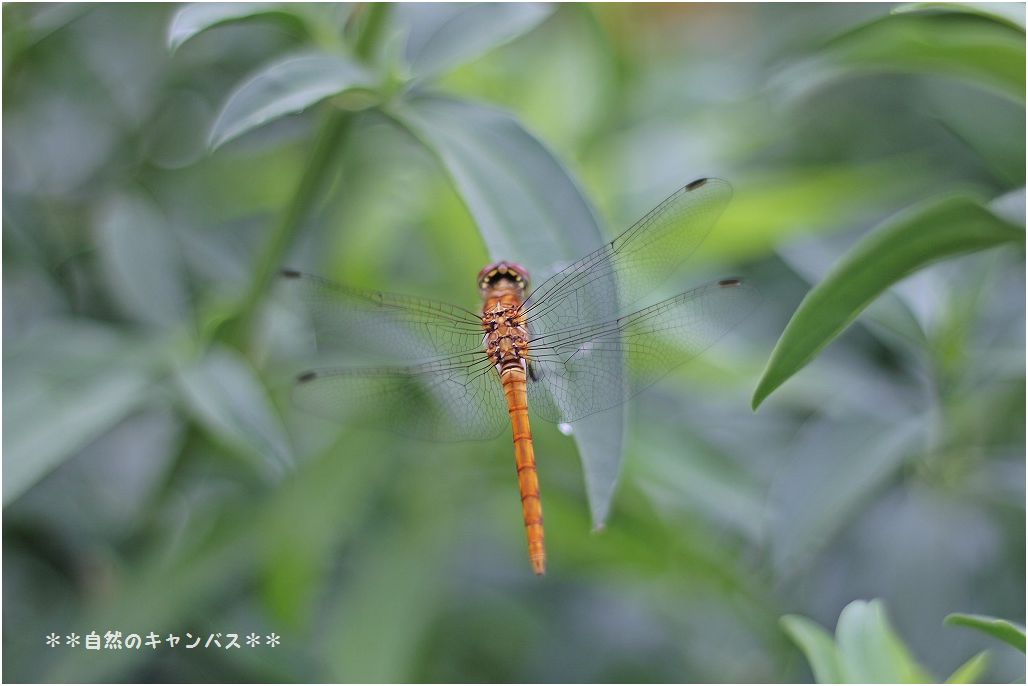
[280,177,757,576]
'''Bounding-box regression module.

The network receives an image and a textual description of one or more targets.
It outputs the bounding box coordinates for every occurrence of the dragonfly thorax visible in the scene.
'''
[482,292,530,373]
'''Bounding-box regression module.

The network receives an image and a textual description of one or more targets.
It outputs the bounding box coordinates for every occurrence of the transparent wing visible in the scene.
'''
[293,353,507,441]
[526,279,758,424]
[520,178,732,336]
[277,270,485,361]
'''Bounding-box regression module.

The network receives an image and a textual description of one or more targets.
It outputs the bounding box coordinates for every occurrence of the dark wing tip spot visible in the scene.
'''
[297,371,318,383]
[281,268,302,278]
[686,178,709,191]
[718,278,743,287]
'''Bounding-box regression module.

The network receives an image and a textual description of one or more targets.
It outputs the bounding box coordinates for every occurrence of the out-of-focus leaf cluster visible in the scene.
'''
[783,599,995,683]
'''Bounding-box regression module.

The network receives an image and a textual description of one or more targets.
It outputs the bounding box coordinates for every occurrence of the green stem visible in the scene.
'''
[354,2,389,60]
[225,112,352,348]
[222,2,390,350]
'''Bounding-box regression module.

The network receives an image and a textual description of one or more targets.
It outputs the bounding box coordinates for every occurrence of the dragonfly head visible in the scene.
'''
[478,261,530,295]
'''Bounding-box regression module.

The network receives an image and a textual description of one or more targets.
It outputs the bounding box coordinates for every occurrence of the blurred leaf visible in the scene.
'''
[634,410,767,543]
[388,93,623,528]
[167,2,295,51]
[781,13,1026,104]
[893,3,1026,31]
[209,51,375,149]
[45,432,393,682]
[2,4,89,65]
[753,194,1024,409]
[3,322,160,506]
[784,600,932,683]
[945,650,991,683]
[780,615,844,682]
[708,163,931,262]
[927,80,1026,186]
[260,433,396,631]
[568,408,625,529]
[835,599,932,682]
[945,613,1027,652]
[989,186,1026,227]
[321,478,454,681]
[11,408,181,539]
[95,193,189,328]
[176,347,294,478]
[397,3,554,79]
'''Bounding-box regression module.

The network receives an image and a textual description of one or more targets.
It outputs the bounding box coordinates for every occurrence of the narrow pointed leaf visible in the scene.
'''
[946,613,1026,652]
[893,3,1026,31]
[168,3,294,51]
[569,409,626,529]
[176,347,294,478]
[95,193,189,328]
[397,3,554,79]
[753,194,1024,409]
[3,322,160,505]
[945,651,991,683]
[778,12,1026,104]
[209,52,375,149]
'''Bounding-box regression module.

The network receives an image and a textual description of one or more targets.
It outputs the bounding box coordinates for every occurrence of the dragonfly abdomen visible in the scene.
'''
[501,366,546,576]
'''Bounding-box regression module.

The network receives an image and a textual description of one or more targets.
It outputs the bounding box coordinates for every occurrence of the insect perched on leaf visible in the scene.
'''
[281,178,757,575]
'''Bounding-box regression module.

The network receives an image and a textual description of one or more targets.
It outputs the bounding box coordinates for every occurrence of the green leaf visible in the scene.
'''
[990,186,1026,227]
[397,3,554,79]
[753,194,1024,409]
[927,82,1026,186]
[781,615,845,683]
[167,2,295,51]
[835,599,932,682]
[209,52,375,150]
[388,94,604,275]
[568,407,626,530]
[95,193,189,328]
[388,94,622,527]
[175,347,294,478]
[946,613,1027,653]
[893,3,1026,31]
[780,12,1026,104]
[945,650,991,683]
[3,322,159,505]
[782,600,934,683]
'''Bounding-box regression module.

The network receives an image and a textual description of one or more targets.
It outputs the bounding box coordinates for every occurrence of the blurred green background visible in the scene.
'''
[3,3,1025,682]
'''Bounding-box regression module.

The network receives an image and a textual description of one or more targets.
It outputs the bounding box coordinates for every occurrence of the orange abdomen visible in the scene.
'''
[501,367,546,575]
